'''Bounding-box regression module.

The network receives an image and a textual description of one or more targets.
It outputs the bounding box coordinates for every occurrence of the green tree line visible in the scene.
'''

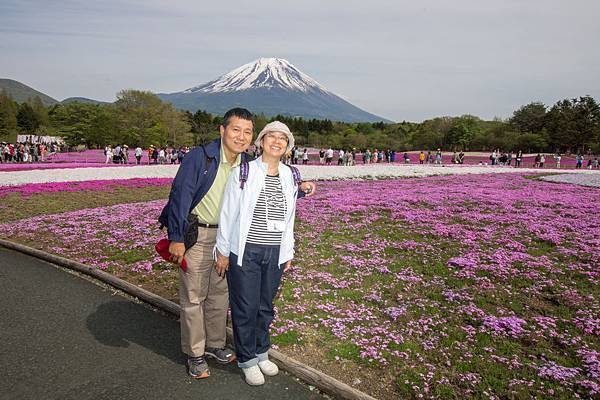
[1,89,598,153]
[0,90,193,148]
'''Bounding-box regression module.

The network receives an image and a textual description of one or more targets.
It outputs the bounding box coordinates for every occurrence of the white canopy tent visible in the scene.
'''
[16,135,65,144]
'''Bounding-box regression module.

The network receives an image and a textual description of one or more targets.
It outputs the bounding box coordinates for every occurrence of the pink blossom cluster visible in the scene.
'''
[578,349,600,380]
[481,315,528,337]
[537,361,581,383]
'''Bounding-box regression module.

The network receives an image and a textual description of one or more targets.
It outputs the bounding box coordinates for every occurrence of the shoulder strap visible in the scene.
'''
[239,161,301,189]
[286,164,302,186]
[201,145,212,175]
[239,160,250,189]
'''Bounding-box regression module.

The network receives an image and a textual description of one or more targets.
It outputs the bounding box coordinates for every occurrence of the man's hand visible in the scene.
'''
[300,181,316,197]
[169,241,185,265]
[215,250,229,277]
[283,259,292,272]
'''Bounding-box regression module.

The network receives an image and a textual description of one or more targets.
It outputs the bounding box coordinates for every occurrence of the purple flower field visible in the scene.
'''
[0,173,598,398]
[287,174,599,398]
[0,178,172,198]
[0,200,168,272]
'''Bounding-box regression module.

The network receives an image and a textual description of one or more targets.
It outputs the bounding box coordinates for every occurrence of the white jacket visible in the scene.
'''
[216,157,298,267]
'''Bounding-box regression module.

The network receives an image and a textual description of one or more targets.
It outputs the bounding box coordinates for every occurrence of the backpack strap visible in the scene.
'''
[239,161,301,189]
[239,160,250,189]
[201,145,212,175]
[286,164,302,186]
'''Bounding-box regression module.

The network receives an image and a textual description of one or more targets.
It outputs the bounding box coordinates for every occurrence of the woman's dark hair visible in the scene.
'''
[222,108,254,128]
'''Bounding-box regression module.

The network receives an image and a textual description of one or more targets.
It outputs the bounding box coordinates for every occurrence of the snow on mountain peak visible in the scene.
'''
[184,58,329,94]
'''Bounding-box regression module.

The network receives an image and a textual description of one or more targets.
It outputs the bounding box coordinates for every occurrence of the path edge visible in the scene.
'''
[0,239,377,400]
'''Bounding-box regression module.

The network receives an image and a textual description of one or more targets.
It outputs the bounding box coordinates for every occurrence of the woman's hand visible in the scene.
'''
[215,250,229,277]
[300,181,316,197]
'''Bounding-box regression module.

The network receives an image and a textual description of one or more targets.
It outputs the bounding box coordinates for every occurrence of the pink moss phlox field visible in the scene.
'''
[0,200,168,273]
[0,178,173,198]
[286,173,599,397]
[0,172,598,398]
[0,162,148,172]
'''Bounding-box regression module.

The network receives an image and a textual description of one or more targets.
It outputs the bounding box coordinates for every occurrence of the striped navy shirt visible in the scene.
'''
[246,175,287,245]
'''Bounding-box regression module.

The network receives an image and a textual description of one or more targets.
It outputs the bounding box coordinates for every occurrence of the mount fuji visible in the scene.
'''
[157,58,390,122]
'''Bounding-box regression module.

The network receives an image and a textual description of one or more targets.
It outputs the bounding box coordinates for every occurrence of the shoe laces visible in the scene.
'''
[215,347,231,355]
[189,356,206,366]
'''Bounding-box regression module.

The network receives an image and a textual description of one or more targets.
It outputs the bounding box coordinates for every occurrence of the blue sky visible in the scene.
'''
[1,0,599,121]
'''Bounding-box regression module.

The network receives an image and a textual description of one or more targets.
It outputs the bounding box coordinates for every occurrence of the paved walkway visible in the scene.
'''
[0,248,323,400]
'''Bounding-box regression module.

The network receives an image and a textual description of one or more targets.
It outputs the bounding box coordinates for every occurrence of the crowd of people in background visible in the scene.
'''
[0,141,61,163]
[148,145,190,165]
[2,139,599,170]
[103,144,190,165]
[104,144,130,164]
[96,144,600,170]
[489,150,517,166]
[487,149,599,169]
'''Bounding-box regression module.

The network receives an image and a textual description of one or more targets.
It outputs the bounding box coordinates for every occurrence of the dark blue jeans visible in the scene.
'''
[227,243,284,367]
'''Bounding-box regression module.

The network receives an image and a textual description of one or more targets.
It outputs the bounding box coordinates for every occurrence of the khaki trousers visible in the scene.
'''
[179,227,228,357]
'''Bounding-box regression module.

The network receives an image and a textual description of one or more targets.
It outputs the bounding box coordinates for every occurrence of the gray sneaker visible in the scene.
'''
[204,346,236,364]
[187,356,210,379]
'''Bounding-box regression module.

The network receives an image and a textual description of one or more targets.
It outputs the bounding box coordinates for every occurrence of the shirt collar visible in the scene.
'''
[220,140,241,167]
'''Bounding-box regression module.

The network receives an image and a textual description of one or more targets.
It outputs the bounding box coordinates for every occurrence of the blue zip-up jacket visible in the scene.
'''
[158,138,242,242]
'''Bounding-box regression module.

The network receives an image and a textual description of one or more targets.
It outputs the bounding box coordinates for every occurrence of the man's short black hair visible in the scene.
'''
[222,108,254,128]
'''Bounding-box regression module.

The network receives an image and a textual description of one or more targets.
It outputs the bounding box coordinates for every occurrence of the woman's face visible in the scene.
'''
[261,131,288,159]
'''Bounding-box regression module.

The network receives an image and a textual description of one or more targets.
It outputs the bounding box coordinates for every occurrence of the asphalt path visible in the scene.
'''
[0,248,324,400]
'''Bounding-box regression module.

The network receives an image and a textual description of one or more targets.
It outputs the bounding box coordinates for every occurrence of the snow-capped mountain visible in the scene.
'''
[158,58,390,122]
[184,58,328,94]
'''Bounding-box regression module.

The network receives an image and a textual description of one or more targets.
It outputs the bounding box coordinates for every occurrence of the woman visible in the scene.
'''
[105,145,113,164]
[215,121,300,386]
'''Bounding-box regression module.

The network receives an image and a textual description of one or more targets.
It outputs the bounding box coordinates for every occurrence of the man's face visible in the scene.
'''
[220,116,253,156]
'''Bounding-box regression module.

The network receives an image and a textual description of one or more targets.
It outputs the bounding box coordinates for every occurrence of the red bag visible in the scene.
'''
[155,238,187,272]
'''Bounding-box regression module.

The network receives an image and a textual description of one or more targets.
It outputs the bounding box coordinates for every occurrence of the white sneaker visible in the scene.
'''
[258,359,279,376]
[242,365,265,386]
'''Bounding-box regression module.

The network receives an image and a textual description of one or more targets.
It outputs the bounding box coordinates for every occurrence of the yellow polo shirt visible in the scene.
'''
[191,142,241,225]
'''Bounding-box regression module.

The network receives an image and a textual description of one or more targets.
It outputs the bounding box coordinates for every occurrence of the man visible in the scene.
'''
[435,149,442,165]
[325,147,334,165]
[554,153,561,169]
[134,146,143,164]
[114,144,121,164]
[159,108,315,379]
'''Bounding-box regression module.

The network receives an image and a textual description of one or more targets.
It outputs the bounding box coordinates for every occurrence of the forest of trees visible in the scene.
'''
[1,89,598,154]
